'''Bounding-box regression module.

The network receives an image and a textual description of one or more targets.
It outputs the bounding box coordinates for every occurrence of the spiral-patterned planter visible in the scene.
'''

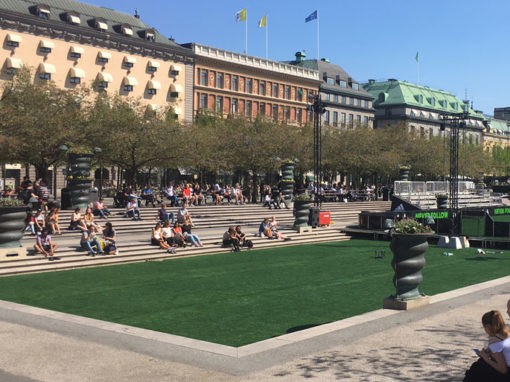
[399,168,410,181]
[0,207,27,248]
[280,162,295,208]
[436,196,448,209]
[293,200,312,228]
[390,233,429,300]
[67,153,93,209]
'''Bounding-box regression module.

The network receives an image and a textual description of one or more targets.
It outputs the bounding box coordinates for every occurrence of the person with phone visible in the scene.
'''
[464,310,510,381]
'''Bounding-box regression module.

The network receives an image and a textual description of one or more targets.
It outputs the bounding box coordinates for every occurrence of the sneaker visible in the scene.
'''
[115,250,119,255]
[90,252,96,257]
[53,256,61,260]
[48,257,54,261]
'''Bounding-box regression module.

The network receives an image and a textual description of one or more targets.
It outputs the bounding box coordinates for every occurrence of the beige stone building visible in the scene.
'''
[182,43,321,124]
[0,0,194,193]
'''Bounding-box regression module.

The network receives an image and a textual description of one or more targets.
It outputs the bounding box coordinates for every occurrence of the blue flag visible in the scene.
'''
[305,10,317,23]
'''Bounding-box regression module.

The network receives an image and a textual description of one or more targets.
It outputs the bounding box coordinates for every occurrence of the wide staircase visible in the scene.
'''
[1,201,391,276]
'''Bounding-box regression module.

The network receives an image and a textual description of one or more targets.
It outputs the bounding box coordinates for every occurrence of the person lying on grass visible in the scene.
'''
[464,310,510,381]
[34,228,59,261]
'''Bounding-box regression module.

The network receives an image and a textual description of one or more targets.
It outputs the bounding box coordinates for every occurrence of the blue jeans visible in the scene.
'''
[160,212,175,224]
[186,233,201,245]
[167,195,179,206]
[94,208,110,218]
[81,240,103,254]
[127,209,141,219]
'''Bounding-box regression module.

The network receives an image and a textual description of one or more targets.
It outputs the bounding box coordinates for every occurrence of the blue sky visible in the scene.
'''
[85,0,509,115]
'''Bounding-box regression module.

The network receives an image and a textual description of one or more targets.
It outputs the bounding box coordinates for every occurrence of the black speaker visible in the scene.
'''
[309,207,320,228]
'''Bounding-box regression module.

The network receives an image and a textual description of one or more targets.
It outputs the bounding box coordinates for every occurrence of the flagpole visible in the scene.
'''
[317,10,320,60]
[245,12,248,54]
[266,18,268,59]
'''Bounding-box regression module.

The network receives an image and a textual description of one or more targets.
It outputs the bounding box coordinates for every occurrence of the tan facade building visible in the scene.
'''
[182,43,321,124]
[0,0,193,121]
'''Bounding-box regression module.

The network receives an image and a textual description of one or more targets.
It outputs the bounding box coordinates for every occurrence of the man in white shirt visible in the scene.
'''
[126,198,141,220]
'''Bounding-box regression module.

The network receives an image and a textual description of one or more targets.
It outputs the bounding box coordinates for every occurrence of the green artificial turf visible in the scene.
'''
[0,239,509,347]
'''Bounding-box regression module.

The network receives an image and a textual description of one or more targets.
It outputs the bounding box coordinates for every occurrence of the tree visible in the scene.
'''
[0,67,88,183]
[87,93,183,185]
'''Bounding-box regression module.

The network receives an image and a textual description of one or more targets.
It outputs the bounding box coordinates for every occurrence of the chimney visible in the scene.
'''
[321,58,330,63]
[295,51,306,62]
[368,79,375,85]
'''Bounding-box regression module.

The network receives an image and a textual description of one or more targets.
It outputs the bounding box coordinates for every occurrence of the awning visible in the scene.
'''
[124,56,136,64]
[123,76,138,86]
[39,63,56,74]
[5,164,22,170]
[148,60,160,68]
[122,26,133,36]
[70,67,85,78]
[97,72,113,82]
[147,80,161,90]
[39,7,50,14]
[69,14,80,24]
[170,64,182,72]
[98,51,111,59]
[70,46,84,54]
[40,40,55,49]
[170,84,183,93]
[7,33,22,43]
[173,106,182,115]
[6,57,23,69]
[97,21,107,30]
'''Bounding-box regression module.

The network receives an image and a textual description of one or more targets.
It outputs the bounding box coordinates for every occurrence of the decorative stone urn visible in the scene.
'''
[399,166,410,181]
[436,195,448,209]
[0,207,27,248]
[280,162,295,209]
[67,153,93,209]
[293,199,312,229]
[389,233,429,300]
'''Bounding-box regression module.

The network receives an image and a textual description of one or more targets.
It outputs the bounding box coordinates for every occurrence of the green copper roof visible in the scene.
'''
[0,0,181,48]
[485,117,510,135]
[363,80,482,118]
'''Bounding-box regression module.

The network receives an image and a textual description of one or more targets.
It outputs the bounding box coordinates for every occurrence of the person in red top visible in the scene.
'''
[182,184,192,206]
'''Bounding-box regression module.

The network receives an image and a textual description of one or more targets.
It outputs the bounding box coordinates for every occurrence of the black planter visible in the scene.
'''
[389,233,429,300]
[0,207,27,248]
[399,168,410,181]
[436,196,448,209]
[67,153,93,209]
[294,200,312,228]
[280,162,295,208]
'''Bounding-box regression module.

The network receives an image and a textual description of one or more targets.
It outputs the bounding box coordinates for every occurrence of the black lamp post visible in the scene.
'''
[93,147,103,199]
[309,94,326,207]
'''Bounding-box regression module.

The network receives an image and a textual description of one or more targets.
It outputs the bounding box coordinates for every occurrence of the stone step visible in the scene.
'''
[1,230,350,276]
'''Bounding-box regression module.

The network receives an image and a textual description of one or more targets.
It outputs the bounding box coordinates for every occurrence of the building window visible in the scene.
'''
[333,95,338,103]
[272,83,278,98]
[37,6,50,19]
[324,110,330,124]
[216,96,223,113]
[356,115,361,124]
[123,56,136,68]
[327,77,334,85]
[364,100,369,108]
[95,18,107,31]
[124,85,133,92]
[216,73,223,88]
[272,105,278,120]
[285,106,290,120]
[232,76,238,91]
[341,96,346,104]
[70,52,81,59]
[148,88,156,95]
[259,102,265,115]
[333,112,338,126]
[285,86,290,100]
[348,114,353,126]
[98,51,111,63]
[340,80,347,88]
[341,113,346,125]
[260,81,266,96]
[357,99,361,107]
[39,41,54,54]
[429,128,434,139]
[6,34,22,47]
[246,101,252,117]
[200,70,207,86]
[352,83,359,90]
[324,93,330,101]
[40,73,51,80]
[200,94,208,109]
[364,116,369,125]
[148,62,159,72]
[170,64,181,76]
[70,77,81,84]
[297,108,302,122]
[231,99,238,114]
[297,88,303,102]
[350,97,354,105]
[246,78,252,93]
[98,81,108,89]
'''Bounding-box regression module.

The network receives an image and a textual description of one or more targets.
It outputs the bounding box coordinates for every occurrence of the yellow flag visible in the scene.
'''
[258,15,267,28]
[235,9,247,22]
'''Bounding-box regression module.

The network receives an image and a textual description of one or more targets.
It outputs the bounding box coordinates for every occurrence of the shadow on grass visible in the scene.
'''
[273,323,476,381]
[286,323,327,333]
[465,256,506,261]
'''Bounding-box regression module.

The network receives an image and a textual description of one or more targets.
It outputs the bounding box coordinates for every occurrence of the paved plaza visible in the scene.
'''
[0,273,509,381]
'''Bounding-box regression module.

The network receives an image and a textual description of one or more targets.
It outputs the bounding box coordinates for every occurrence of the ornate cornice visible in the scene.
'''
[0,10,194,65]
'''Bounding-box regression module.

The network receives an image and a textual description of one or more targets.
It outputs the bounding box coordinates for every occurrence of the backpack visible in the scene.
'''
[244,239,253,249]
